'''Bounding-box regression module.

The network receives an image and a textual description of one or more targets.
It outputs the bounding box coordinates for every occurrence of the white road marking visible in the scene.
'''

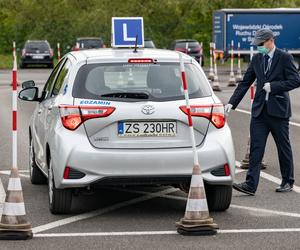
[34,228,300,237]
[0,178,6,217]
[32,187,178,234]
[0,170,29,178]
[235,108,300,127]
[113,188,300,219]
[235,160,300,194]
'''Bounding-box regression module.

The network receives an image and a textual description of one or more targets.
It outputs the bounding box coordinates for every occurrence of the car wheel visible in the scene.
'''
[205,184,232,212]
[48,157,72,214]
[29,137,47,184]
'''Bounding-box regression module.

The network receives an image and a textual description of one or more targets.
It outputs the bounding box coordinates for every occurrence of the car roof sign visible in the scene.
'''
[111,17,144,48]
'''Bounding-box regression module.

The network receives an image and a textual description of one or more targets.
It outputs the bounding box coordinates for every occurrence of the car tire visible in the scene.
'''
[179,182,232,212]
[48,157,72,214]
[205,184,232,212]
[29,137,47,184]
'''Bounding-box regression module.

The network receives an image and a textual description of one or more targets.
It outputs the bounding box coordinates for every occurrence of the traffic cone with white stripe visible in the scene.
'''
[212,43,221,92]
[208,43,214,80]
[228,40,237,87]
[236,42,243,81]
[176,165,218,235]
[0,167,33,240]
[176,52,218,236]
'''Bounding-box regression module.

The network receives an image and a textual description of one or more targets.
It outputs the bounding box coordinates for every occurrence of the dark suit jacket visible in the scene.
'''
[229,48,300,118]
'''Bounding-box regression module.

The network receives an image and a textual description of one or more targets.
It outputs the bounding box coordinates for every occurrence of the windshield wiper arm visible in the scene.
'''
[100,92,149,99]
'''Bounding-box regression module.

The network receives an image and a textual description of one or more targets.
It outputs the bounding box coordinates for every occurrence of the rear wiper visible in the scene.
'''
[100,92,149,99]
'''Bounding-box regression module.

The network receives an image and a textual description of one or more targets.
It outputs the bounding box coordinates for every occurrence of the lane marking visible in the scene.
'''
[32,187,178,234]
[235,160,300,194]
[235,108,300,128]
[0,170,29,178]
[0,178,5,216]
[34,228,300,237]
[113,188,300,218]
[230,204,300,218]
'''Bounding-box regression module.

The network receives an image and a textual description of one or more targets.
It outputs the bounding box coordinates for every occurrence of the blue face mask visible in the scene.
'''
[257,46,269,54]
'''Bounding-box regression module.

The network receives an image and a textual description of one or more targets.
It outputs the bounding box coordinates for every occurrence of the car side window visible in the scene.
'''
[51,59,71,97]
[42,58,66,100]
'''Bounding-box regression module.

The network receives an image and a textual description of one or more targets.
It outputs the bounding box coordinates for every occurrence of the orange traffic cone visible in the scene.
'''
[176,164,218,235]
[0,167,33,240]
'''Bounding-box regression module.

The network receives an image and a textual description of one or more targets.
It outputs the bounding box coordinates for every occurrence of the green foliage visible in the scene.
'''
[1,0,300,55]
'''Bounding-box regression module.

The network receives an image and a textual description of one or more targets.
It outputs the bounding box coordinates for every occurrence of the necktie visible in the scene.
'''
[264,54,270,74]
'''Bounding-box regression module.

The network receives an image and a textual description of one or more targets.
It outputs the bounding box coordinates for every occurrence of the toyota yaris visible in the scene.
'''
[19,48,235,214]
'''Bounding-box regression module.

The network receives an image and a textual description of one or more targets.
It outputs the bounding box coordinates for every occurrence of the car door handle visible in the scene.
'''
[48,105,53,111]
[38,109,42,114]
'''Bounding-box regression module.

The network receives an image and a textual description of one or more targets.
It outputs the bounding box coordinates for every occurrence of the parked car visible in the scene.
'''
[144,38,156,48]
[20,40,54,68]
[170,39,204,66]
[72,37,105,51]
[19,48,234,214]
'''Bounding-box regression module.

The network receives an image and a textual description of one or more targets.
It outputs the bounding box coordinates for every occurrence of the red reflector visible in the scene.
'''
[128,58,153,64]
[224,164,230,176]
[63,167,70,179]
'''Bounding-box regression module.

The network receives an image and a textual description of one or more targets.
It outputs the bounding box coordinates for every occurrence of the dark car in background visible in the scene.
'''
[72,37,105,51]
[144,38,156,48]
[169,39,204,66]
[20,40,54,68]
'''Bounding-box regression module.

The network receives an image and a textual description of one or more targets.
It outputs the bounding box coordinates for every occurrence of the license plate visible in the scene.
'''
[118,121,177,137]
[32,55,44,59]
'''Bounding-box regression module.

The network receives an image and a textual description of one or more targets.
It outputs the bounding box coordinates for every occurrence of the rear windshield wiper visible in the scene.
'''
[100,92,149,99]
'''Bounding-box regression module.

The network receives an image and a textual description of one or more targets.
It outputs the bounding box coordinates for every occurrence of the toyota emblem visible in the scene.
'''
[141,105,155,115]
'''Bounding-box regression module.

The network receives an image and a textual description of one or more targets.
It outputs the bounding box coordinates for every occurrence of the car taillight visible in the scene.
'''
[180,104,225,129]
[59,105,115,130]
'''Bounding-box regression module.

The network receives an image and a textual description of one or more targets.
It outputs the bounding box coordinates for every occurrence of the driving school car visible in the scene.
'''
[19,48,235,214]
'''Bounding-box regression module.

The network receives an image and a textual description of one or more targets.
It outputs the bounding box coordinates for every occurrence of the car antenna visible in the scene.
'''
[133,34,138,53]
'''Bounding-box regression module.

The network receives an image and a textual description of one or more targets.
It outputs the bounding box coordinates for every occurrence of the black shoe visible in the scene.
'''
[275,183,293,192]
[233,182,255,196]
[239,162,267,170]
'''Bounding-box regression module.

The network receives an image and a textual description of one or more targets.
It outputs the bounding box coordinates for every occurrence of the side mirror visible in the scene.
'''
[22,80,35,89]
[18,87,39,102]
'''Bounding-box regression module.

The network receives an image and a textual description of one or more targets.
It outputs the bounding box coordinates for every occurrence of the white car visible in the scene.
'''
[19,48,235,214]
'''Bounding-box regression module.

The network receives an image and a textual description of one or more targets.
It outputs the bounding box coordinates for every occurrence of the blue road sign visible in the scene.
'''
[112,17,144,47]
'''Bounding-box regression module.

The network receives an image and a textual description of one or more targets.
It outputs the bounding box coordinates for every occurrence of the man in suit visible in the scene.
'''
[225,29,300,195]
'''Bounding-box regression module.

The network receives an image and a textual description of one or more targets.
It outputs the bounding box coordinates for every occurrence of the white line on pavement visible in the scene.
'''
[235,108,300,127]
[0,178,6,216]
[34,228,300,237]
[32,187,178,234]
[230,204,300,218]
[235,160,300,194]
[0,170,29,178]
[114,187,300,219]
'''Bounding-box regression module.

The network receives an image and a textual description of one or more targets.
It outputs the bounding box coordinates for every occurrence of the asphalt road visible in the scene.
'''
[1,68,300,249]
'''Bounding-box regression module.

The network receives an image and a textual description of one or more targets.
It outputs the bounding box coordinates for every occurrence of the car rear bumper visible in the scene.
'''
[21,57,53,65]
[51,124,235,188]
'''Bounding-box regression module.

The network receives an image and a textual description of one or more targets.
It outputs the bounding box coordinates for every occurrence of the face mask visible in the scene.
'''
[257,46,269,54]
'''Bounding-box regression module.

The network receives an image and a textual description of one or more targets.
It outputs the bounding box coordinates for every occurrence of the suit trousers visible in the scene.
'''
[246,103,294,191]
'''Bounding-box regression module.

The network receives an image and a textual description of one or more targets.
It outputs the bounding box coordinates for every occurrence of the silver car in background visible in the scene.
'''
[19,48,235,214]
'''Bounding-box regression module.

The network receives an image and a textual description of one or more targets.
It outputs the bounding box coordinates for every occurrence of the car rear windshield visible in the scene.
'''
[72,62,211,102]
[78,39,103,49]
[175,41,200,48]
[25,42,50,51]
